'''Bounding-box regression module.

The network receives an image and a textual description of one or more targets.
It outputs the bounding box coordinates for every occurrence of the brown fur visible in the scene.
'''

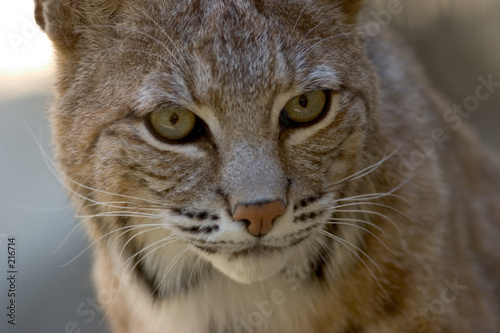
[36,0,500,332]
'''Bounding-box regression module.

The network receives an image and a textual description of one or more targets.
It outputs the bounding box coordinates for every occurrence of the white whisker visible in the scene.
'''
[333,209,398,228]
[27,127,169,210]
[60,223,161,268]
[336,192,404,204]
[315,227,381,272]
[329,145,401,188]
[118,225,167,261]
[328,217,384,234]
[122,235,180,278]
[77,211,163,219]
[99,235,180,326]
[153,245,193,296]
[55,208,164,253]
[330,201,417,223]
[315,227,392,302]
[82,201,166,211]
[188,251,205,288]
[324,221,397,256]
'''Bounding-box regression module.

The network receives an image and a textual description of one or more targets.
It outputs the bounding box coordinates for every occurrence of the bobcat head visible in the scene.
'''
[35,0,395,288]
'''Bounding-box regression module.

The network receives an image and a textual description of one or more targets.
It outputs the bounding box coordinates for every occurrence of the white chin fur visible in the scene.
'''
[207,251,290,284]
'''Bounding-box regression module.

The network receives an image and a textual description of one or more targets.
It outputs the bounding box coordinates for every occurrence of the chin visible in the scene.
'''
[206,250,290,284]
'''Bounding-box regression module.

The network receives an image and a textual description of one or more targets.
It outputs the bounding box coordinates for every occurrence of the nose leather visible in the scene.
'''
[233,200,286,237]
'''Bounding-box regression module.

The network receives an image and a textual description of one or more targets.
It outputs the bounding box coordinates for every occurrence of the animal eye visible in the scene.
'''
[148,106,197,141]
[281,90,327,125]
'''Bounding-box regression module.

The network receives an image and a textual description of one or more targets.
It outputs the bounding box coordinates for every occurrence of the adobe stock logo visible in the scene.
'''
[7,16,42,54]
[402,278,468,333]
[364,0,408,37]
[396,74,499,179]
[442,75,500,129]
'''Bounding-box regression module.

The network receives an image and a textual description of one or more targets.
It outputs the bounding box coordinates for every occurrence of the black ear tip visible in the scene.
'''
[34,0,46,30]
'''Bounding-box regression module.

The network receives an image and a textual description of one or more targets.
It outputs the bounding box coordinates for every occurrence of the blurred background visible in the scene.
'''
[0,1,498,332]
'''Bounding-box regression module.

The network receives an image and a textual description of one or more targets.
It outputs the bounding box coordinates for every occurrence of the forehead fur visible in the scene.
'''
[132,1,347,115]
[43,1,364,75]
[40,0,370,132]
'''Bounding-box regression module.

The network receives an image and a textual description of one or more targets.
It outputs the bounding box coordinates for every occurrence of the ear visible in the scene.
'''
[34,0,47,30]
[338,0,364,24]
[34,0,80,54]
[34,0,122,56]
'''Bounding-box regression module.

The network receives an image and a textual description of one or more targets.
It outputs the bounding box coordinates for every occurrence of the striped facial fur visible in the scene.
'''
[37,0,500,332]
[40,0,375,287]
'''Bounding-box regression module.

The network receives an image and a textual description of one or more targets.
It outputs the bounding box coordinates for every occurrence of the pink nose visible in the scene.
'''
[233,200,286,237]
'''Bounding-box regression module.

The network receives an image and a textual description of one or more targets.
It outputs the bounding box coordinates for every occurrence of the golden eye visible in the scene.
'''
[148,106,197,141]
[282,90,327,124]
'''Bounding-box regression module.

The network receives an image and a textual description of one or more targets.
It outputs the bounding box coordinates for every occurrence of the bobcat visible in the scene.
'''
[35,0,500,332]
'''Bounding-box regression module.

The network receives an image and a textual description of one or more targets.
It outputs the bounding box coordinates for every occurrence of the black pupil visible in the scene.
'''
[169,113,179,125]
[299,95,308,108]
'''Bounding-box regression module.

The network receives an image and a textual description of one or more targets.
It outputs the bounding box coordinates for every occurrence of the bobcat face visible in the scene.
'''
[35,0,500,331]
[41,0,375,286]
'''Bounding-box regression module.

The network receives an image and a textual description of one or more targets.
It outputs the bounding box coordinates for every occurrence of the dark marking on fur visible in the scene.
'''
[293,194,323,211]
[194,245,218,254]
[314,256,326,280]
[129,163,170,181]
[152,187,175,198]
[309,241,331,282]
[229,245,281,260]
[125,237,162,301]
[177,224,219,234]
[197,211,208,220]
[381,295,400,316]
[294,210,325,223]
[173,208,220,221]
[108,216,131,242]
[227,230,312,261]
[131,241,210,300]
[110,219,210,300]
[325,212,340,234]
[377,262,407,317]
[343,322,364,333]
[289,234,310,247]
[216,187,232,211]
[133,251,162,300]
[105,129,117,137]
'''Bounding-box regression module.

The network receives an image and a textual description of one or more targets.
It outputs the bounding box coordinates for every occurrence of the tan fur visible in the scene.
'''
[36,0,500,332]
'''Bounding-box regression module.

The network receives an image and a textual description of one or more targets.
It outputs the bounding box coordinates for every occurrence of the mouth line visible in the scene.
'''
[192,226,315,257]
[193,242,288,258]
[230,244,281,258]
[229,233,311,259]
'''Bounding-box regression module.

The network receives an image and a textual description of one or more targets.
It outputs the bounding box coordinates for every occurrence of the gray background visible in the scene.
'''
[0,1,499,332]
